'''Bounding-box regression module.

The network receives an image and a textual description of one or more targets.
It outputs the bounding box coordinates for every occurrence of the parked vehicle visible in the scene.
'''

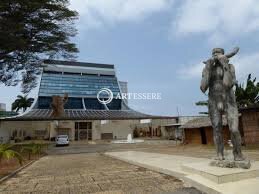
[56,135,69,146]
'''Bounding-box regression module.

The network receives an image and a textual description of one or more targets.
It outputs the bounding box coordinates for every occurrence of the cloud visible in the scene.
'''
[70,0,173,29]
[233,53,259,80]
[178,52,259,81]
[178,62,203,79]
[173,0,259,43]
[70,0,259,43]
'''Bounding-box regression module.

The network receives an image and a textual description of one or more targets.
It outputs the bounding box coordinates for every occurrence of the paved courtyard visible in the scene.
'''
[47,142,259,161]
[0,153,201,194]
[3,142,257,193]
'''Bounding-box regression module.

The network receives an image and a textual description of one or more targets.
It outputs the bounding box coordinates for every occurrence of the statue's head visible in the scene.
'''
[212,48,224,57]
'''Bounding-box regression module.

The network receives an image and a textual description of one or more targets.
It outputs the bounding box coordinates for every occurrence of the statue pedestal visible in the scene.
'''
[182,161,259,184]
[210,159,251,169]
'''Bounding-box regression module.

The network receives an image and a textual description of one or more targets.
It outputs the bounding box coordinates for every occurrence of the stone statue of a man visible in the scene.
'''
[51,93,68,118]
[200,47,244,161]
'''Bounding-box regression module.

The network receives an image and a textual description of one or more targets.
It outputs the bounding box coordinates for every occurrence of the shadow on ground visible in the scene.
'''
[170,187,204,194]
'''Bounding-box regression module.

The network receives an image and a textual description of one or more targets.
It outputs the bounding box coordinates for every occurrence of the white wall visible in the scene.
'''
[0,118,177,141]
[95,118,176,140]
[0,120,50,140]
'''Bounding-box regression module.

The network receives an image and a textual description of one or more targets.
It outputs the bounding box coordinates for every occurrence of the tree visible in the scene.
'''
[235,74,259,107]
[195,100,208,115]
[12,95,34,112]
[0,0,78,93]
[0,144,23,165]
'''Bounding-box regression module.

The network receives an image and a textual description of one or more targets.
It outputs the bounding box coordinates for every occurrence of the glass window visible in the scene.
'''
[39,72,120,97]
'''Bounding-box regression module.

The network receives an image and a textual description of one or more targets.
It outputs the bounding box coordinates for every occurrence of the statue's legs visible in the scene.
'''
[209,99,224,160]
[226,101,244,161]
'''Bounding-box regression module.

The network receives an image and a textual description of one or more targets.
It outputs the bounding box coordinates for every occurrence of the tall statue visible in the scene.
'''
[200,47,244,161]
[51,94,68,118]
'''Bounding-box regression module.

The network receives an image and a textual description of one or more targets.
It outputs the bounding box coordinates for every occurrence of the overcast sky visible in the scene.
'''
[1,0,259,116]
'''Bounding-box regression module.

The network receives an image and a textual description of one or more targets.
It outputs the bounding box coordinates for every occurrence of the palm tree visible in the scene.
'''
[235,74,259,107]
[0,144,23,165]
[195,100,209,115]
[12,95,34,112]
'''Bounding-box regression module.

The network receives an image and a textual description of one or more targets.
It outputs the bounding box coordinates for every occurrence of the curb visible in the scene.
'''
[0,160,35,184]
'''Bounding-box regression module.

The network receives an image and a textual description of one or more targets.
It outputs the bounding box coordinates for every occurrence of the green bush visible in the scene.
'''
[21,143,45,160]
[0,144,23,165]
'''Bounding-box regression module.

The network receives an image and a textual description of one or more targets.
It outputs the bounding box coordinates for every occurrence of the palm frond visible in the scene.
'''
[0,144,23,165]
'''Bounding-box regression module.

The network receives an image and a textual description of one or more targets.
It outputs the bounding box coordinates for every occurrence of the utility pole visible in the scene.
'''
[176,106,180,146]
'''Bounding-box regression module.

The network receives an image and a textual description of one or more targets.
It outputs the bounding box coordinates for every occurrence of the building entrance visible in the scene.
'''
[75,122,92,141]
[200,127,207,144]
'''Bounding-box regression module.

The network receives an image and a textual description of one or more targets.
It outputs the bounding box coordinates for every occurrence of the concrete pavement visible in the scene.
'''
[105,151,259,194]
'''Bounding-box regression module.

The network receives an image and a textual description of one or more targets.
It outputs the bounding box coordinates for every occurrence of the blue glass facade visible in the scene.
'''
[107,99,122,110]
[84,98,105,110]
[38,97,52,109]
[38,70,123,110]
[39,73,120,97]
[65,98,84,109]
[38,97,84,109]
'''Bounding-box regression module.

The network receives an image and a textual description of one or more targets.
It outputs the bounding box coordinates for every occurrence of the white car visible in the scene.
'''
[56,135,69,146]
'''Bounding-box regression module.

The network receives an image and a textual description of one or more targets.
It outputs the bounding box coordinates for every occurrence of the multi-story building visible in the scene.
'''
[0,60,175,141]
[0,103,6,111]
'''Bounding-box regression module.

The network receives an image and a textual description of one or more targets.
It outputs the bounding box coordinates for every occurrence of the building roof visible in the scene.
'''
[44,60,114,69]
[180,116,228,129]
[0,111,18,118]
[2,109,174,121]
[239,105,259,112]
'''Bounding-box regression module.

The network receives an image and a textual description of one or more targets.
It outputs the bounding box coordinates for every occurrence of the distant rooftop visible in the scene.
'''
[44,59,115,69]
[0,111,18,118]
[180,117,227,129]
[239,104,259,112]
